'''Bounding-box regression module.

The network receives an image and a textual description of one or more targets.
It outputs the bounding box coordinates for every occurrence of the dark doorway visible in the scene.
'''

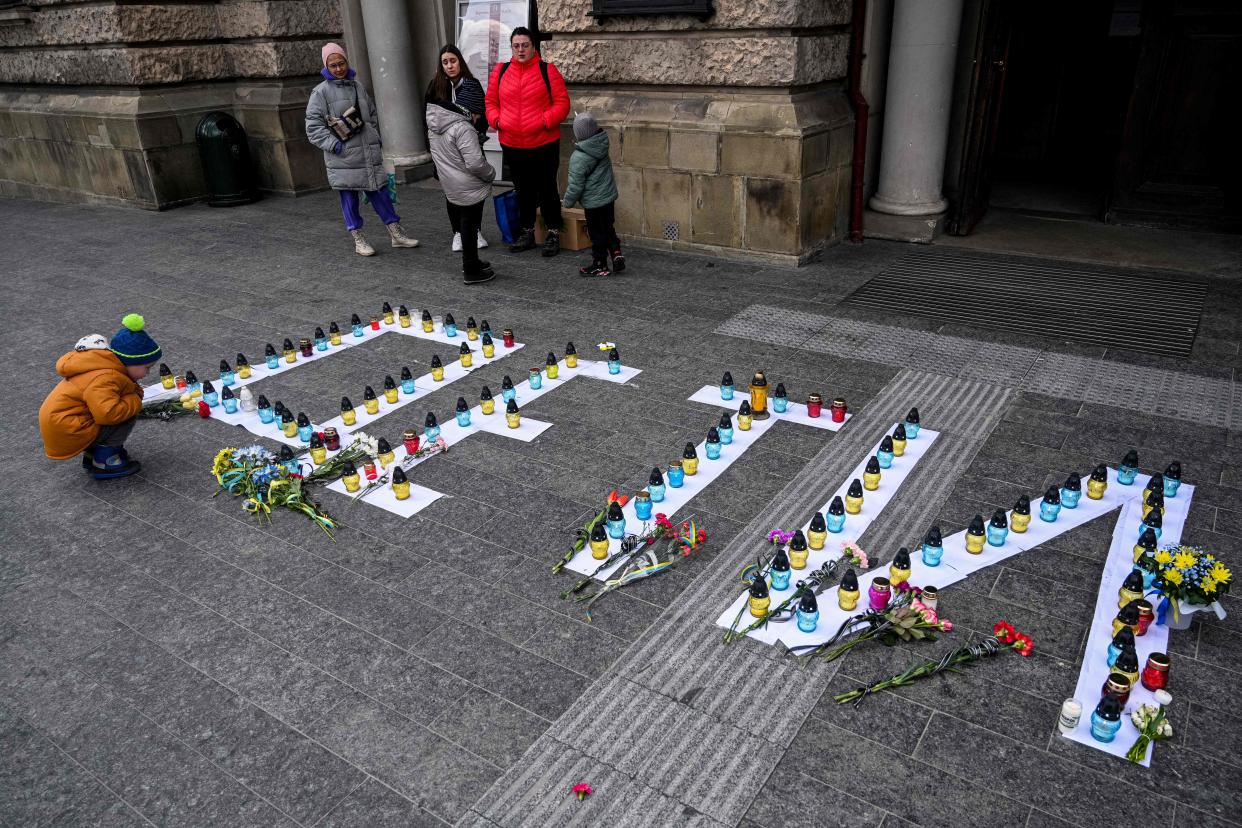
[946,0,1242,234]
[988,0,1139,219]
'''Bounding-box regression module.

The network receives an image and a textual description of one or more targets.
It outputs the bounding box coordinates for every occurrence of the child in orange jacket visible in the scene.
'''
[39,314,161,479]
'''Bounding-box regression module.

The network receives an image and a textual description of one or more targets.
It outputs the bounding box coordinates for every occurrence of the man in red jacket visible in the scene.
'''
[485,27,571,257]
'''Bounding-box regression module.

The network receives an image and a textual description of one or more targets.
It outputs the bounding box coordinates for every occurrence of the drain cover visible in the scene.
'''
[842,249,1206,358]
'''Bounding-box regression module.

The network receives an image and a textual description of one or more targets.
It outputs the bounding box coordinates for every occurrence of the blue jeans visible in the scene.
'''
[340,188,399,232]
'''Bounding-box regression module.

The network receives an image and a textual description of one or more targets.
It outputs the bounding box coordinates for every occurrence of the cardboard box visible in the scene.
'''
[534,206,590,251]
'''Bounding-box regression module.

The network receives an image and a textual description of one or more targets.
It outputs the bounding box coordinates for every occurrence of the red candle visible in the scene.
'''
[370,316,380,331]
[806,393,823,418]
[831,397,847,423]
[323,427,341,451]
[1101,673,1131,705]
[299,337,313,357]
[1135,600,1155,636]
[175,375,187,390]
[402,429,420,454]
[1141,653,1169,691]
[502,328,515,348]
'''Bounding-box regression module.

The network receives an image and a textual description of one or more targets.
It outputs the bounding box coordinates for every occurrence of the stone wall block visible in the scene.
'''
[721,133,800,179]
[622,126,668,168]
[744,177,801,253]
[641,168,691,241]
[668,129,717,173]
[827,123,854,169]
[540,0,850,33]
[802,130,829,176]
[799,168,840,250]
[691,173,740,247]
[612,164,644,236]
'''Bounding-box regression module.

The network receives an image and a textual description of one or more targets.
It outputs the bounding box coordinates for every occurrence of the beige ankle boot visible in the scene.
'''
[387,223,419,248]
[352,230,376,256]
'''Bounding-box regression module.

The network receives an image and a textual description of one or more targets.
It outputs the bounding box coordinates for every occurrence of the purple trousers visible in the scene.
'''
[340,188,399,232]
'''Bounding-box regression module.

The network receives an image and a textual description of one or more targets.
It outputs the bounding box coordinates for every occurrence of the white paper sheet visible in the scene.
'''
[712,425,940,648]
[686,386,851,432]
[1062,482,1194,765]
[562,391,854,579]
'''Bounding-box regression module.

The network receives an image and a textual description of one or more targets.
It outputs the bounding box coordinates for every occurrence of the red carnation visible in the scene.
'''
[572,782,593,801]
[197,401,211,418]
[993,621,1016,644]
[1013,632,1034,657]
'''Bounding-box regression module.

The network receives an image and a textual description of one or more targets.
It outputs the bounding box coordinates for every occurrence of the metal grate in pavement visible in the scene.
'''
[715,304,1236,430]
[840,248,1206,358]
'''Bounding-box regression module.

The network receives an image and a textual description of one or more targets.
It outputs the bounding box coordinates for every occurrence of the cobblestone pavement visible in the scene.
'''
[2,187,1241,827]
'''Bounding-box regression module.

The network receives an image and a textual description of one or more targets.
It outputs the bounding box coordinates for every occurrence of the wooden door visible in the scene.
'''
[1107,0,1242,230]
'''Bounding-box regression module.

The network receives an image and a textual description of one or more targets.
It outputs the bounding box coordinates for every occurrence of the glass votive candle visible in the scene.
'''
[528,368,543,390]
[1117,450,1139,485]
[1141,652,1169,691]
[705,428,722,460]
[648,469,666,502]
[667,461,685,488]
[720,372,734,400]
[806,393,822,418]
[772,383,788,414]
[502,328,515,348]
[1058,699,1083,733]
[831,397,847,423]
[635,492,653,521]
[868,577,891,611]
[1091,695,1123,743]
[796,591,819,632]
[606,502,625,539]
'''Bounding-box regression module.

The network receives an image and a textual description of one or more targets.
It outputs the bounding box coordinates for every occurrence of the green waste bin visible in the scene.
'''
[195,112,258,207]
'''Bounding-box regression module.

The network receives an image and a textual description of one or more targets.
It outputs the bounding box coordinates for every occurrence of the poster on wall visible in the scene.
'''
[456,0,530,179]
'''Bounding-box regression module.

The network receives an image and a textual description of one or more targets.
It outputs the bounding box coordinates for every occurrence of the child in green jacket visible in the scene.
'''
[563,113,624,277]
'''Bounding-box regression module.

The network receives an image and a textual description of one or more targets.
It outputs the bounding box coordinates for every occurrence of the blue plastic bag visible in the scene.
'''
[494,189,519,245]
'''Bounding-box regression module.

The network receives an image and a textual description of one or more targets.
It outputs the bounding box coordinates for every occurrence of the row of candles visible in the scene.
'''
[154,304,519,395]
[719,371,847,422]
[742,408,924,634]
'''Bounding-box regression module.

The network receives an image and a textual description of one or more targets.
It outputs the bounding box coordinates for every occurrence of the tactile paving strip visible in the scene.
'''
[716,304,1236,430]
[841,248,1206,358]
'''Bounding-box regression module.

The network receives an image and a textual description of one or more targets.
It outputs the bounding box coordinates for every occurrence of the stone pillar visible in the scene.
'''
[340,0,373,93]
[359,0,430,171]
[868,0,964,216]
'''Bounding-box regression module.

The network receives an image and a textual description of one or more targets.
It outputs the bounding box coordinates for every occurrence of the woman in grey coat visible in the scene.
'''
[306,43,419,256]
[426,98,496,284]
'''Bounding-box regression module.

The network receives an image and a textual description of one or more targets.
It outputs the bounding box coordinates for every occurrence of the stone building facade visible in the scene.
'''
[0,0,341,208]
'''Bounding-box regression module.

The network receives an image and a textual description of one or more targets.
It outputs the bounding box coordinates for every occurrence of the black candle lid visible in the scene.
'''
[384,375,396,389]
[1013,494,1031,515]
[1144,509,1163,529]
[444,313,455,326]
[236,353,249,365]
[607,501,623,520]
[840,569,859,591]
[590,522,608,541]
[880,435,894,453]
[377,437,391,453]
[990,509,1008,529]
[865,456,881,474]
[968,514,985,535]
[340,396,353,410]
[739,401,752,415]
[1117,601,1140,623]
[751,370,767,387]
[565,341,576,354]
[683,442,698,459]
[481,386,493,400]
[775,382,787,397]
[1122,449,1139,467]
[1111,626,1135,649]
[1136,527,1157,550]
[1121,570,1145,592]
[771,546,790,571]
[847,479,863,498]
[309,431,322,447]
[221,385,235,399]
[281,410,294,422]
[719,412,732,429]
[297,412,310,426]
[425,411,438,427]
[809,512,826,532]
[506,399,519,413]
[382,301,393,314]
[201,379,215,393]
[1090,464,1108,482]
[649,467,664,486]
[264,342,277,356]
[430,354,442,368]
[1096,694,1122,720]
[283,338,294,350]
[1043,486,1061,505]
[1164,461,1182,481]
[364,385,376,399]
[1114,646,1139,673]
[790,529,808,550]
[798,590,819,614]
[892,547,911,569]
[422,309,433,321]
[399,305,409,316]
[893,423,907,440]
[749,576,769,599]
[1146,473,1164,492]
[608,347,620,362]
[924,525,943,546]
[257,394,270,408]
[273,400,286,415]
[707,427,721,443]
[828,496,845,515]
[1063,472,1081,491]
[351,313,362,325]
[547,352,557,365]
[482,331,494,345]
[459,342,469,355]
[722,371,733,386]
[906,407,920,424]
[480,319,491,332]
[392,466,408,484]
[456,397,469,413]
[1145,489,1164,509]
[219,359,231,372]
[501,375,514,389]
[279,444,294,459]
[401,366,413,380]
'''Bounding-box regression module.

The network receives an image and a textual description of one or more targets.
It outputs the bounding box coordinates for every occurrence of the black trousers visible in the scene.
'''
[94,417,136,448]
[449,199,486,271]
[585,202,619,262]
[503,141,562,232]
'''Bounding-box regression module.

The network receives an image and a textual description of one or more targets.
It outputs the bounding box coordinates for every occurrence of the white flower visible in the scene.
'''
[1157,720,1173,738]
[1131,711,1146,728]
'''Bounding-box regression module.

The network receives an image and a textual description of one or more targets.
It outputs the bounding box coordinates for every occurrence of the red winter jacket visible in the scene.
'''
[485,53,571,150]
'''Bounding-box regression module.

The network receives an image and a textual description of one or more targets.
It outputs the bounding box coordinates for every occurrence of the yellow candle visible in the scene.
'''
[364,398,379,415]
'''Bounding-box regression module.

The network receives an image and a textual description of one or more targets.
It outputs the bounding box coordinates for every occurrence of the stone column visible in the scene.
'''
[360,0,430,171]
[868,0,964,216]
[340,0,373,93]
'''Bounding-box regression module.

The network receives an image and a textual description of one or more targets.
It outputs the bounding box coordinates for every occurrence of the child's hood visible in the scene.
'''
[574,129,610,160]
[425,103,472,135]
[56,348,130,380]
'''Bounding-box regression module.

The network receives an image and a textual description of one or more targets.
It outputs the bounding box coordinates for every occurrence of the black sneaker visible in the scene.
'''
[463,266,495,285]
[541,230,560,258]
[610,247,626,272]
[508,229,536,253]
[579,262,610,278]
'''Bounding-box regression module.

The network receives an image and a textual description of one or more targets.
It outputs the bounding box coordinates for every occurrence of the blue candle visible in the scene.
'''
[256,396,274,423]
[265,352,279,369]
[986,510,1008,547]
[668,463,685,488]
[314,327,328,351]
[648,468,666,502]
[705,428,722,460]
[769,548,791,591]
[528,368,543,390]
[720,371,734,400]
[772,383,788,414]
[296,413,313,443]
[606,502,625,539]
[877,436,895,469]
[1060,473,1082,509]
[826,496,846,533]
[635,496,653,521]
[400,368,415,395]
[796,590,819,632]
[717,413,733,444]
[444,316,458,337]
[219,361,236,387]
[1090,696,1123,743]
[1039,487,1061,522]
[921,525,944,566]
[1117,450,1139,485]
[501,376,516,403]
[424,412,441,442]
[608,348,621,375]
[202,381,219,408]
[455,398,471,427]
[1163,462,1182,497]
[221,388,238,414]
[904,407,921,439]
[351,314,364,337]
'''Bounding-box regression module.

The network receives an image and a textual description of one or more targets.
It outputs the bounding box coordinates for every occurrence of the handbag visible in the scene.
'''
[326,84,365,142]
[494,189,520,245]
